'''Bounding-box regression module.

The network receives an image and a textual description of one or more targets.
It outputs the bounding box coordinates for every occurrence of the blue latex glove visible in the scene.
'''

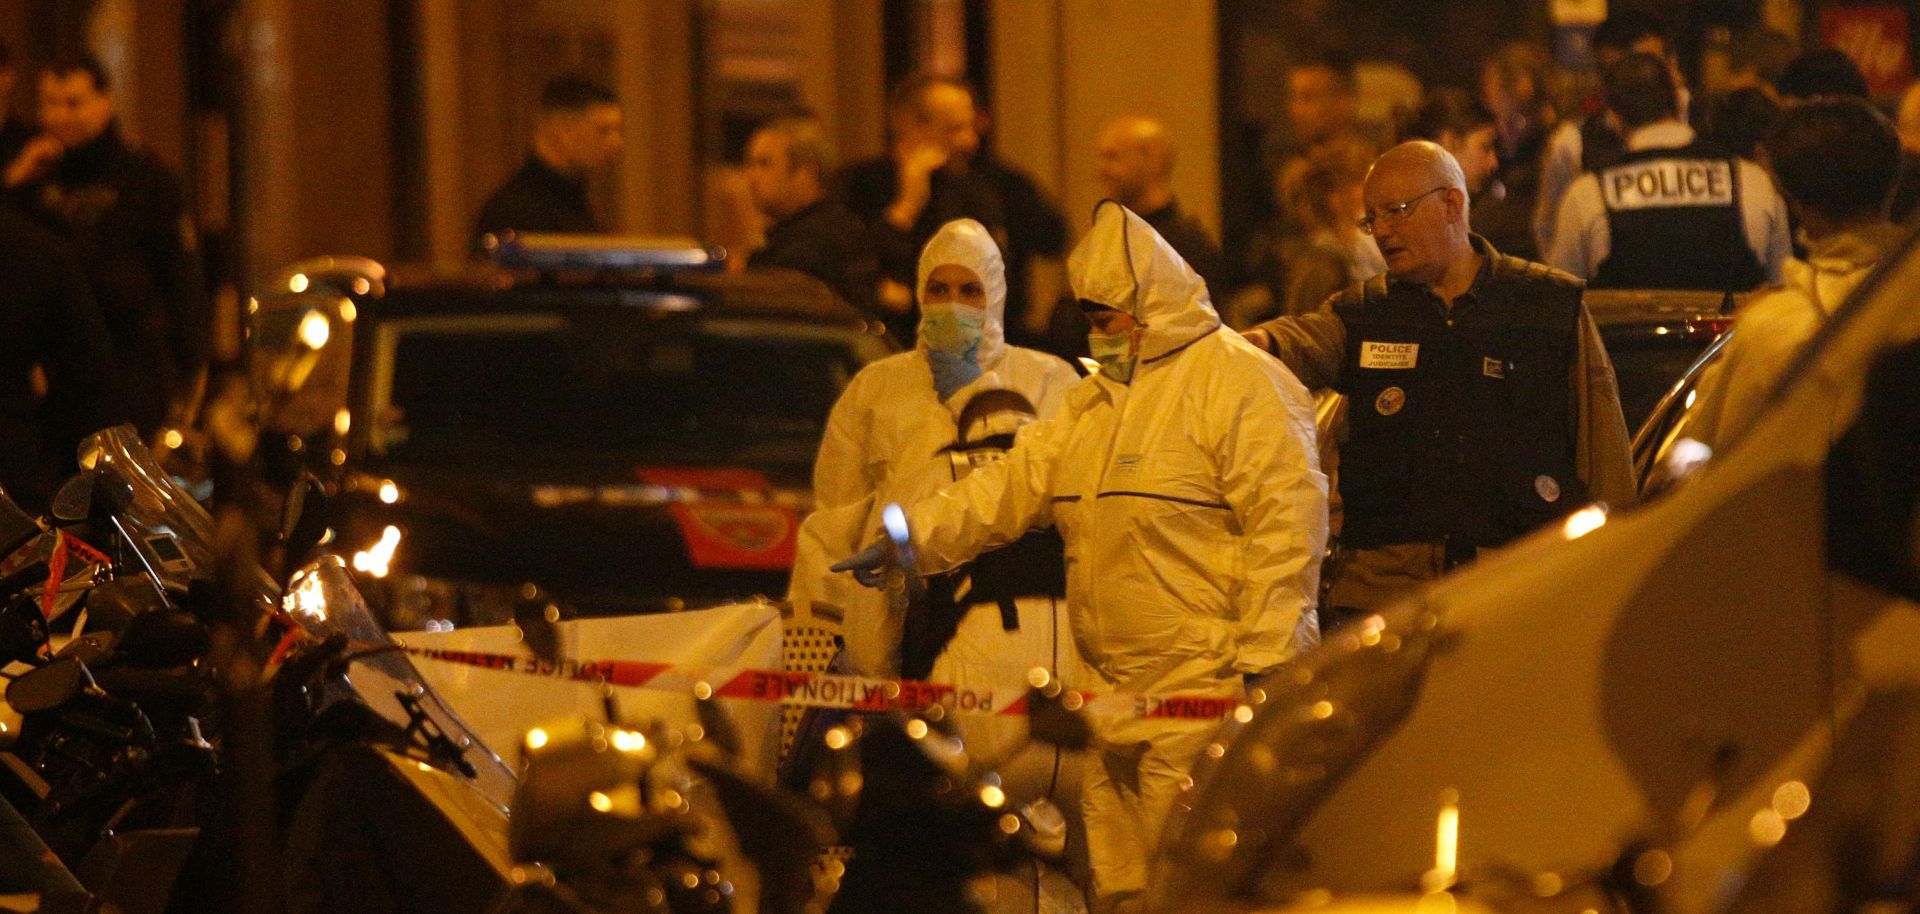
[830,538,891,589]
[927,348,983,400]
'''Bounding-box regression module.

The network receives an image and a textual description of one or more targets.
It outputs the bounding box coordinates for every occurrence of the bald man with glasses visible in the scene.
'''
[1245,141,1636,630]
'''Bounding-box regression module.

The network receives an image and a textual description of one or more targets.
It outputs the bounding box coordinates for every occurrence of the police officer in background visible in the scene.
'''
[1246,141,1637,631]
[471,75,624,251]
[1532,10,1679,256]
[742,115,883,321]
[1547,53,1791,290]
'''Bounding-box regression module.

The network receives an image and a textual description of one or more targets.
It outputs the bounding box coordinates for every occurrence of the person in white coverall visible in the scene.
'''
[788,218,1082,689]
[837,201,1328,913]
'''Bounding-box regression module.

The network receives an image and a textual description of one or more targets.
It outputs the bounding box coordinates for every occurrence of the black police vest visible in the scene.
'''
[1333,256,1587,551]
[1591,143,1766,291]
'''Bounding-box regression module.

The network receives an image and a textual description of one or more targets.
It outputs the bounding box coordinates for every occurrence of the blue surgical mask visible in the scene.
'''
[1087,329,1138,384]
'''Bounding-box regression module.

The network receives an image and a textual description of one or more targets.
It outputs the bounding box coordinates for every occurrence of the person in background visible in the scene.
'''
[0,207,114,511]
[741,115,882,321]
[1405,87,1537,258]
[1719,26,1798,98]
[1094,114,1227,294]
[836,73,1067,348]
[1687,98,1905,452]
[1547,53,1790,291]
[1238,48,1369,299]
[1534,10,1682,256]
[0,39,32,171]
[470,75,623,251]
[1283,46,1364,158]
[1243,133,1379,325]
[1477,41,1558,259]
[1700,86,1781,160]
[792,218,1080,679]
[5,54,205,438]
[1246,141,1635,629]
[1778,51,1920,225]
[1775,48,1870,102]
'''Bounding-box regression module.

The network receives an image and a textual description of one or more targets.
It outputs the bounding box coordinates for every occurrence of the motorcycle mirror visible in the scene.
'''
[50,474,92,524]
[281,476,332,568]
[90,472,135,521]
[5,657,93,714]
[0,596,49,666]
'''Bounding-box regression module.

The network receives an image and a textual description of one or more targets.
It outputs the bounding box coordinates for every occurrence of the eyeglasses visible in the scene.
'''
[1357,186,1448,235]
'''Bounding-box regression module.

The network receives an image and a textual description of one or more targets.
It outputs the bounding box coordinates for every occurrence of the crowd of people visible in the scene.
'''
[675,11,1919,381]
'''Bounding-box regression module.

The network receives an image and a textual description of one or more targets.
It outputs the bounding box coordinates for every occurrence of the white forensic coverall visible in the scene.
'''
[788,219,1083,718]
[901,202,1328,906]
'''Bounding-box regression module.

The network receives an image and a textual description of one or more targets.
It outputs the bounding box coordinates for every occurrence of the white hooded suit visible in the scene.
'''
[788,218,1083,690]
[901,202,1329,903]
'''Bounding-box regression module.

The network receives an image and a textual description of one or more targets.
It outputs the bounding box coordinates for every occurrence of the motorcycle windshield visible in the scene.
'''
[1149,605,1441,908]
[78,426,223,593]
[285,555,517,810]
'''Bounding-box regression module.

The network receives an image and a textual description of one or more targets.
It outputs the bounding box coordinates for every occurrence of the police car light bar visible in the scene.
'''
[484,231,727,271]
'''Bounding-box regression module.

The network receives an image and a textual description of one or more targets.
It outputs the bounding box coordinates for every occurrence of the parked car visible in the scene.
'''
[1150,237,1920,913]
[251,239,893,629]
[1584,288,1739,434]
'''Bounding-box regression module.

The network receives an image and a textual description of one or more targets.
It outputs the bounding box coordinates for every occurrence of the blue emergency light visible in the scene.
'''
[484,231,727,272]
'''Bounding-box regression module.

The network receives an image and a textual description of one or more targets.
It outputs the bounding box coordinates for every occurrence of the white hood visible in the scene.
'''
[917,218,1008,369]
[1067,200,1221,363]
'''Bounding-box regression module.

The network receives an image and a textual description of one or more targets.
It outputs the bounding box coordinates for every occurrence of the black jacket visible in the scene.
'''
[0,208,116,509]
[470,155,599,251]
[835,154,1066,346]
[15,125,205,435]
[1140,199,1227,297]
[748,199,882,320]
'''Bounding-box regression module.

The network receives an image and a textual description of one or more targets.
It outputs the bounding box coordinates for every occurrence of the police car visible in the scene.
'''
[251,234,893,628]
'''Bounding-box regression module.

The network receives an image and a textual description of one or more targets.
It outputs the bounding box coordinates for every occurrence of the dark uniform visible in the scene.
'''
[1253,235,1636,628]
[0,209,115,510]
[1590,142,1765,291]
[14,124,206,437]
[747,199,882,320]
[470,155,598,252]
[1139,199,1227,296]
[836,154,1067,346]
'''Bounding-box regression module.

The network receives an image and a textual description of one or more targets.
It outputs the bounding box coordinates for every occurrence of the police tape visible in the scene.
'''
[395,643,1251,723]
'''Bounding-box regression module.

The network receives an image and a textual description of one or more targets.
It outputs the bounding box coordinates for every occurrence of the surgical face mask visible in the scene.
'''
[919,303,985,356]
[1087,329,1138,384]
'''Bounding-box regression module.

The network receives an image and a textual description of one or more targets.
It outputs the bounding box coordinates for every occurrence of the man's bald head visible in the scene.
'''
[1362,141,1475,285]
[1367,140,1469,198]
[1097,115,1179,212]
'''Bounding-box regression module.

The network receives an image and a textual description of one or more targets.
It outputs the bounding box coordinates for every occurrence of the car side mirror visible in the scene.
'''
[1826,339,1920,601]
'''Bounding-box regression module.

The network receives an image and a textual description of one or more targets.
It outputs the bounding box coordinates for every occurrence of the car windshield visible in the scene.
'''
[369,308,866,468]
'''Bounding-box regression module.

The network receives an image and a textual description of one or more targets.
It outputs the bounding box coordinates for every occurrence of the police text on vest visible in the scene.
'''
[1359,341,1420,370]
[1602,159,1735,211]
